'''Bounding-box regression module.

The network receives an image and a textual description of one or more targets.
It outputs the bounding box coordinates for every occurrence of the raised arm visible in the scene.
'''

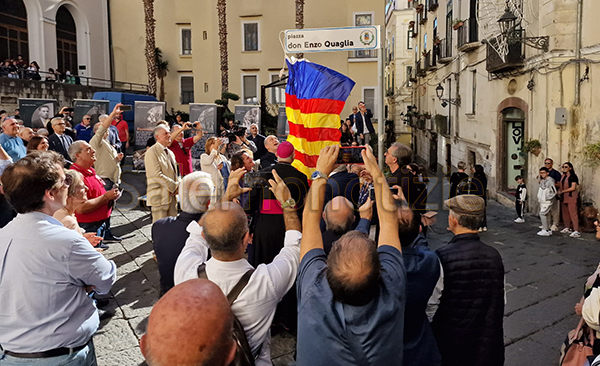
[171,122,190,142]
[102,103,122,130]
[222,167,252,203]
[361,146,401,252]
[300,145,338,261]
[269,170,301,233]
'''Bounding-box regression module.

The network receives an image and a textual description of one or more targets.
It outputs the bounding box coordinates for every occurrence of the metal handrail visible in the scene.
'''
[0,68,149,92]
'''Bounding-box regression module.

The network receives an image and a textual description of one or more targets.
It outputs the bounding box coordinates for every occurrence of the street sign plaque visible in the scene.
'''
[284,26,381,53]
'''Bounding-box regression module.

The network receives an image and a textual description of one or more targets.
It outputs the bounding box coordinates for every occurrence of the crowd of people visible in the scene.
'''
[339,101,376,146]
[0,55,79,83]
[1,95,599,366]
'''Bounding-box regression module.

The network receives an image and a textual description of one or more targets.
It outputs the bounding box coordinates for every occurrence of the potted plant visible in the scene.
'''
[423,112,432,119]
[429,2,439,12]
[582,142,600,165]
[522,139,542,156]
[434,36,441,45]
[452,19,464,30]
[416,3,424,12]
[409,20,415,28]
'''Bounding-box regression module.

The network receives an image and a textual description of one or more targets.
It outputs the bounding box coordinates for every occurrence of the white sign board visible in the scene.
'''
[285,26,380,53]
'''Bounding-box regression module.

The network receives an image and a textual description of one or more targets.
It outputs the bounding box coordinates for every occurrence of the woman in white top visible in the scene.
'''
[201,137,225,200]
[53,170,104,251]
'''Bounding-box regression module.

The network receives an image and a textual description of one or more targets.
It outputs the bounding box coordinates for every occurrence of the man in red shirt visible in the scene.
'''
[112,112,129,166]
[70,140,121,242]
[169,122,204,176]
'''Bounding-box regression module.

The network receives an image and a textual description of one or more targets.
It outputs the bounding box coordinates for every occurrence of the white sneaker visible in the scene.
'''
[537,230,552,237]
[482,227,488,232]
[550,225,559,232]
[514,218,525,223]
[570,231,581,238]
[560,228,573,234]
[478,227,483,232]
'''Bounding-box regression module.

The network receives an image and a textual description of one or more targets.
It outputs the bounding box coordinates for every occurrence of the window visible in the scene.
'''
[180,76,194,104]
[363,88,375,111]
[0,0,29,62]
[242,74,258,104]
[407,29,413,49]
[424,33,428,51]
[181,29,191,55]
[446,1,453,48]
[56,6,77,74]
[270,74,285,104]
[471,70,477,114]
[406,66,413,87]
[243,22,259,51]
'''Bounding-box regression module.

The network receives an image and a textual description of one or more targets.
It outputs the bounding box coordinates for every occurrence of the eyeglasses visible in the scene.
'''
[562,165,569,168]
[544,162,552,165]
[83,118,91,120]
[58,174,73,188]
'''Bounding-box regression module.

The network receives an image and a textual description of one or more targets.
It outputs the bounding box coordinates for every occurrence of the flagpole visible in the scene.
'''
[377,25,385,169]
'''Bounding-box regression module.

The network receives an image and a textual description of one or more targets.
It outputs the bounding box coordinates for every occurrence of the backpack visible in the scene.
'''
[197,264,257,366]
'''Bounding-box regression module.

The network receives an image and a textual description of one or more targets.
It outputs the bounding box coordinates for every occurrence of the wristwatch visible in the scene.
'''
[311,171,328,181]
[281,198,296,209]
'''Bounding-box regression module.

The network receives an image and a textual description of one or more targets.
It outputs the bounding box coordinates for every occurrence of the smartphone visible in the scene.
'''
[391,187,399,195]
[119,105,133,111]
[369,186,375,201]
[336,146,366,164]
[243,171,273,188]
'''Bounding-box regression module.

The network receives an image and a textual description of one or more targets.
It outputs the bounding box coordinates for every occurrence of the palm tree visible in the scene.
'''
[155,48,169,101]
[295,0,305,59]
[217,0,228,93]
[143,0,157,95]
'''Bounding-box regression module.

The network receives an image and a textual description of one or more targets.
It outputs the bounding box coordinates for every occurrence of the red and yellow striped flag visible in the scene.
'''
[285,59,355,178]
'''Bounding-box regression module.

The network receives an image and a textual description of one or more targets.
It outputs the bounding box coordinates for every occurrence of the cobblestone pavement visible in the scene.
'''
[94,170,599,366]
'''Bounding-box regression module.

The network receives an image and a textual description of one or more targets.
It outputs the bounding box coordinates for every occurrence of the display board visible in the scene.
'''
[234,105,261,132]
[18,98,58,129]
[73,99,109,127]
[134,101,166,149]
[189,103,218,135]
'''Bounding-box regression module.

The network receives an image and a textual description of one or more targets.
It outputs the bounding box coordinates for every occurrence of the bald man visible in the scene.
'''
[18,127,34,147]
[296,145,405,366]
[141,279,236,366]
[259,135,279,169]
[322,196,372,254]
[174,172,302,366]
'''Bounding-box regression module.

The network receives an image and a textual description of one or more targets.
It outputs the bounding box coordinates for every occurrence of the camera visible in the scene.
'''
[220,123,247,142]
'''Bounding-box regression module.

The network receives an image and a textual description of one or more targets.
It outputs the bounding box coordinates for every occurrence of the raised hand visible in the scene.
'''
[315,145,339,177]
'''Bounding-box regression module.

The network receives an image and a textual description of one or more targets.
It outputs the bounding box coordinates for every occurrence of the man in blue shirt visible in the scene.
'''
[0,118,26,161]
[296,145,406,366]
[0,151,117,365]
[74,114,93,142]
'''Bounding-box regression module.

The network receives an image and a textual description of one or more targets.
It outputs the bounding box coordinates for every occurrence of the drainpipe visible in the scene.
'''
[574,0,583,106]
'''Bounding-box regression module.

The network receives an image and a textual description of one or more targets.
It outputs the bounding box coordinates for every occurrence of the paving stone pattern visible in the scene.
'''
[94,170,599,366]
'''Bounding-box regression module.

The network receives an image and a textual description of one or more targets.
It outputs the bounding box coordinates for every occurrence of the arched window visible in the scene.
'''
[56,6,77,74]
[0,0,28,61]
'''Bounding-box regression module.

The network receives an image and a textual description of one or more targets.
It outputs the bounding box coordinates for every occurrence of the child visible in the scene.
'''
[537,167,557,236]
[514,175,527,223]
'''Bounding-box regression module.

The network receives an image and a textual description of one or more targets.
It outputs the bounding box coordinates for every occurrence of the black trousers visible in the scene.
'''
[516,201,524,218]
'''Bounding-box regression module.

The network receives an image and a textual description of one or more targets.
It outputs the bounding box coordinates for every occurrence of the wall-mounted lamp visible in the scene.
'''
[497,2,549,52]
[435,84,461,107]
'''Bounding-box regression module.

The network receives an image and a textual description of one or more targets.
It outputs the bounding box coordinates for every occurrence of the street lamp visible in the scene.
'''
[435,84,460,107]
[496,2,549,52]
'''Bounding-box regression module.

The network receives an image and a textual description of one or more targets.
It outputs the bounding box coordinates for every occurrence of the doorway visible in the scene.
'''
[502,107,526,191]
[429,133,438,173]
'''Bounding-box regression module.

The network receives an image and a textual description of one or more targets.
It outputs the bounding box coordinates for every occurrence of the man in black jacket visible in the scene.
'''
[260,135,279,169]
[432,195,505,366]
[354,101,375,146]
[47,117,73,163]
[247,123,266,160]
[152,171,215,296]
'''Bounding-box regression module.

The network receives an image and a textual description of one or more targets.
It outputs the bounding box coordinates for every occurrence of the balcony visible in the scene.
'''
[348,49,378,60]
[437,38,452,64]
[457,18,479,52]
[486,29,525,73]
[423,50,436,71]
[427,0,439,12]
[416,59,426,77]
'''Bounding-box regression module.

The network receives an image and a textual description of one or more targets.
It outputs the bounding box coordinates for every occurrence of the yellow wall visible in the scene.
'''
[110,0,384,119]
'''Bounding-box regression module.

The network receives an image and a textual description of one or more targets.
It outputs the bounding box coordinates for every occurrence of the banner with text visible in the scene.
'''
[284,26,380,53]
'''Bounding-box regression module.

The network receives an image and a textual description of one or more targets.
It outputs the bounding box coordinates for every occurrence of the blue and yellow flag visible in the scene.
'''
[285,59,355,178]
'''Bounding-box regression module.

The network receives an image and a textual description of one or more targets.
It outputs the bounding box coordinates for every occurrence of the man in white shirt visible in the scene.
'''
[174,170,301,366]
[0,151,117,365]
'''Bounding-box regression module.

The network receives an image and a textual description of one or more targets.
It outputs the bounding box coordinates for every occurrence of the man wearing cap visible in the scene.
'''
[249,140,308,333]
[432,195,505,366]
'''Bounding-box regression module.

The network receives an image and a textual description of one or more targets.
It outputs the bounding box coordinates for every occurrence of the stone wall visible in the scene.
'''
[0,78,105,114]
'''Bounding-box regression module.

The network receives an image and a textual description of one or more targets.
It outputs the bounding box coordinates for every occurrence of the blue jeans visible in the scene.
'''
[0,340,97,366]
